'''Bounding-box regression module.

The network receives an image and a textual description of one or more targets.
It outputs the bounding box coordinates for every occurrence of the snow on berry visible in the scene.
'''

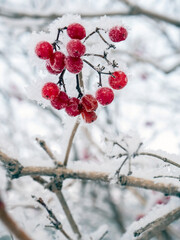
[108,71,128,90]
[42,82,60,100]
[46,61,62,75]
[95,87,114,106]
[51,91,69,110]
[66,39,86,58]
[35,41,53,60]
[81,110,97,123]
[81,94,98,112]
[65,56,83,74]
[67,23,86,40]
[65,97,81,117]
[109,26,128,42]
[49,51,65,71]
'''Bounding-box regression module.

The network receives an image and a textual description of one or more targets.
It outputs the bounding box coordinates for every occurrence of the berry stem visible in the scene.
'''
[98,72,102,87]
[83,27,115,49]
[96,28,116,49]
[84,52,118,67]
[57,69,66,92]
[76,74,83,98]
[83,59,114,76]
[56,27,67,41]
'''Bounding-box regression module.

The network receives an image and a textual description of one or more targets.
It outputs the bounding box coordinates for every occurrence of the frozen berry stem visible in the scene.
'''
[63,117,81,167]
[0,195,33,240]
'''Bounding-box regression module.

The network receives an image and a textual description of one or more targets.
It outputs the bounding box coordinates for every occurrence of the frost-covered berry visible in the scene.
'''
[46,62,62,75]
[81,94,98,112]
[65,97,81,117]
[95,87,114,106]
[51,91,69,110]
[108,71,128,90]
[49,52,65,72]
[109,26,128,42]
[67,23,86,40]
[42,82,60,100]
[65,56,83,74]
[35,41,53,60]
[66,39,86,58]
[81,110,97,123]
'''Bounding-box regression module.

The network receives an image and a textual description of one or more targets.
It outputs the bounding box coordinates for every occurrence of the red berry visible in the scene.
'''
[46,62,62,75]
[81,94,98,112]
[95,87,114,106]
[35,41,53,60]
[65,97,81,117]
[66,39,86,58]
[65,56,83,74]
[81,110,97,123]
[51,91,69,110]
[67,23,86,40]
[42,82,60,100]
[49,52,65,72]
[109,26,128,42]
[108,71,128,90]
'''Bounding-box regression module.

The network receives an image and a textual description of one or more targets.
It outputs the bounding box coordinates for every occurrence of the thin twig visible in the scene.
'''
[54,189,82,239]
[33,196,73,240]
[134,207,180,239]
[34,141,82,238]
[138,152,180,168]
[36,138,62,166]
[63,117,80,167]
[98,230,108,240]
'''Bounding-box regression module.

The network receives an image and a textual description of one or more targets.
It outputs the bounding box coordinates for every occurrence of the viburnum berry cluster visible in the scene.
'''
[34,19,128,123]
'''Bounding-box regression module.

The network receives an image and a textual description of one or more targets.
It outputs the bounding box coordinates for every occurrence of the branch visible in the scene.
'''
[1,150,180,197]
[33,196,73,240]
[35,140,82,239]
[63,117,80,167]
[134,207,180,239]
[0,6,180,27]
[137,152,180,168]
[10,166,180,197]
[36,138,62,166]
[0,195,34,240]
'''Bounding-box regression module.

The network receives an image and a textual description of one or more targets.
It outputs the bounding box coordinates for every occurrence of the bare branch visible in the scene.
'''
[36,138,62,166]
[1,150,180,197]
[63,117,80,167]
[137,152,180,168]
[134,207,180,239]
[0,5,180,27]
[33,196,73,240]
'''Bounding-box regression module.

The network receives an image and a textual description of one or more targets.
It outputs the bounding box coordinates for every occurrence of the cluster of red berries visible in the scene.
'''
[35,23,128,123]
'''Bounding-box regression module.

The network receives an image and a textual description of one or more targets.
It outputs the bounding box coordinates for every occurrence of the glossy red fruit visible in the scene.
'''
[65,56,83,74]
[95,87,114,106]
[65,97,81,117]
[81,110,97,123]
[51,91,69,110]
[35,41,53,60]
[81,94,98,112]
[49,52,65,71]
[42,82,60,100]
[109,26,128,42]
[46,62,62,75]
[66,39,86,58]
[67,23,86,40]
[108,71,128,90]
